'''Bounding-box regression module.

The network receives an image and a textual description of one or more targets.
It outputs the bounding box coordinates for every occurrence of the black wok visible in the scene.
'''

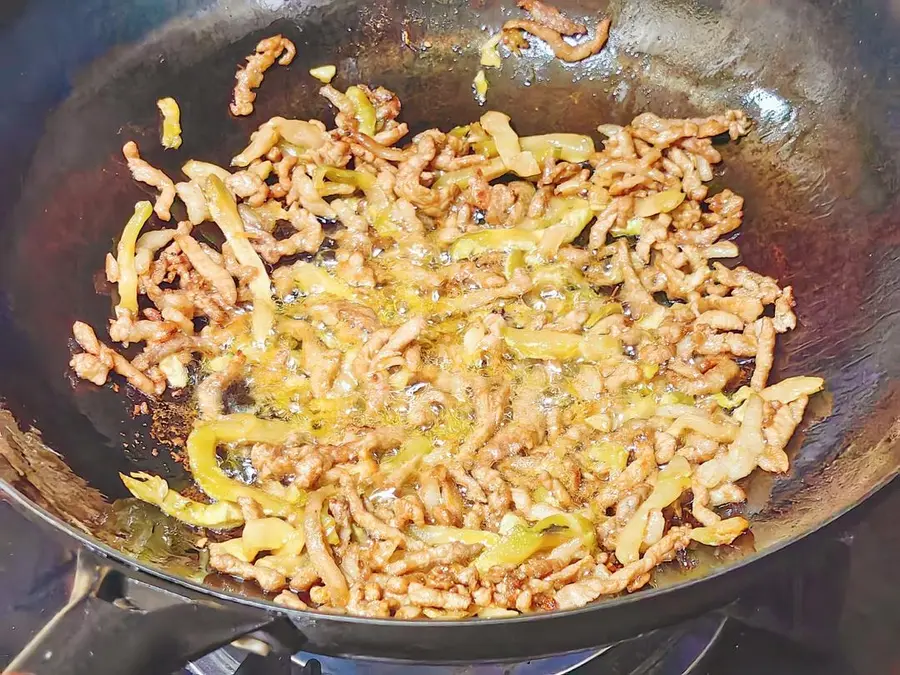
[1,0,899,672]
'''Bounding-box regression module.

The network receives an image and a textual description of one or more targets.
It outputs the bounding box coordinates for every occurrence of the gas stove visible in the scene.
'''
[3,493,898,675]
[187,612,726,675]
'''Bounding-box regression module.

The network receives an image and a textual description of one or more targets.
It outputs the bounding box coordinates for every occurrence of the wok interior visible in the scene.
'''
[1,0,899,603]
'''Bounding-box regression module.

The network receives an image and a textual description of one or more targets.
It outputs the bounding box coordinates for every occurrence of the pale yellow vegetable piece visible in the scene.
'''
[480,33,503,67]
[182,160,231,183]
[210,538,254,562]
[121,471,244,529]
[409,525,501,547]
[186,417,304,519]
[473,69,489,105]
[114,201,154,314]
[158,354,189,389]
[309,64,337,83]
[690,516,750,546]
[204,175,275,343]
[616,456,692,565]
[480,111,539,177]
[157,97,183,149]
[242,517,306,558]
[634,189,686,217]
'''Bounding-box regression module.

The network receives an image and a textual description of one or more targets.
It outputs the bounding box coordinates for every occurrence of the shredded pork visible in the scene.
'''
[71,50,824,619]
[231,35,297,116]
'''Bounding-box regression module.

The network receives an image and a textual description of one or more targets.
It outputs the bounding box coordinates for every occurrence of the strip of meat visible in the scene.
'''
[274,590,309,610]
[174,231,238,305]
[370,317,426,373]
[122,141,176,221]
[108,309,178,346]
[750,317,776,390]
[131,335,205,371]
[458,380,510,457]
[342,485,416,546]
[231,35,296,116]
[196,353,246,419]
[251,443,333,488]
[281,320,341,398]
[759,396,808,473]
[448,268,533,313]
[70,322,158,396]
[304,489,350,607]
[518,0,586,35]
[773,286,797,333]
[406,582,472,611]
[384,542,483,575]
[502,17,610,63]
[247,205,324,264]
[226,170,269,207]
[287,168,336,218]
[208,548,287,593]
[555,526,692,609]
[393,133,449,214]
[175,181,210,225]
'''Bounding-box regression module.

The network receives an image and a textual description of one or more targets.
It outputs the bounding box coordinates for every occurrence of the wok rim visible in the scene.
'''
[2,464,896,631]
[0,0,898,652]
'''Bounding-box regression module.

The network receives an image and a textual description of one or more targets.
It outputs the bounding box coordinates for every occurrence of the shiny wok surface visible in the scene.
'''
[0,0,899,660]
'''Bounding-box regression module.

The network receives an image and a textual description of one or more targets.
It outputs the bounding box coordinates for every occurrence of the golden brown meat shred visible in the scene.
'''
[231,35,296,116]
[517,0,587,35]
[70,67,824,620]
[502,17,611,62]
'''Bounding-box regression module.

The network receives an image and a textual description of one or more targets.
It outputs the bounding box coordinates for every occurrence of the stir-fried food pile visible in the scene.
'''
[70,36,824,618]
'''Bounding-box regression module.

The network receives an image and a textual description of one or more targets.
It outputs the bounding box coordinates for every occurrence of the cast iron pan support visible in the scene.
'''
[3,549,313,675]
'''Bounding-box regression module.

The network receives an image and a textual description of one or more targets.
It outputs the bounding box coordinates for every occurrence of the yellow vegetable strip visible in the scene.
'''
[282,261,356,299]
[344,86,377,136]
[409,525,501,547]
[182,160,231,183]
[379,435,432,487]
[473,69,489,105]
[634,189,685,217]
[480,110,539,177]
[272,117,328,149]
[434,156,507,190]
[157,97,183,150]
[313,166,376,197]
[532,513,597,551]
[309,65,337,83]
[615,456,692,565]
[115,201,154,314]
[121,472,244,529]
[690,516,750,546]
[521,134,595,163]
[186,417,302,518]
[501,327,621,362]
[242,517,306,558]
[473,525,544,573]
[480,33,503,67]
[204,175,275,343]
[519,197,590,231]
[450,228,542,260]
[158,354,189,389]
[760,376,824,403]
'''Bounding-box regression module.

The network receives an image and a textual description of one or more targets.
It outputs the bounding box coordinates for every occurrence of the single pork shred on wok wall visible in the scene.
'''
[69,34,825,619]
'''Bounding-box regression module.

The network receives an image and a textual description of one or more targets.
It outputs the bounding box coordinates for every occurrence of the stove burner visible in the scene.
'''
[187,614,726,675]
[1,500,861,675]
